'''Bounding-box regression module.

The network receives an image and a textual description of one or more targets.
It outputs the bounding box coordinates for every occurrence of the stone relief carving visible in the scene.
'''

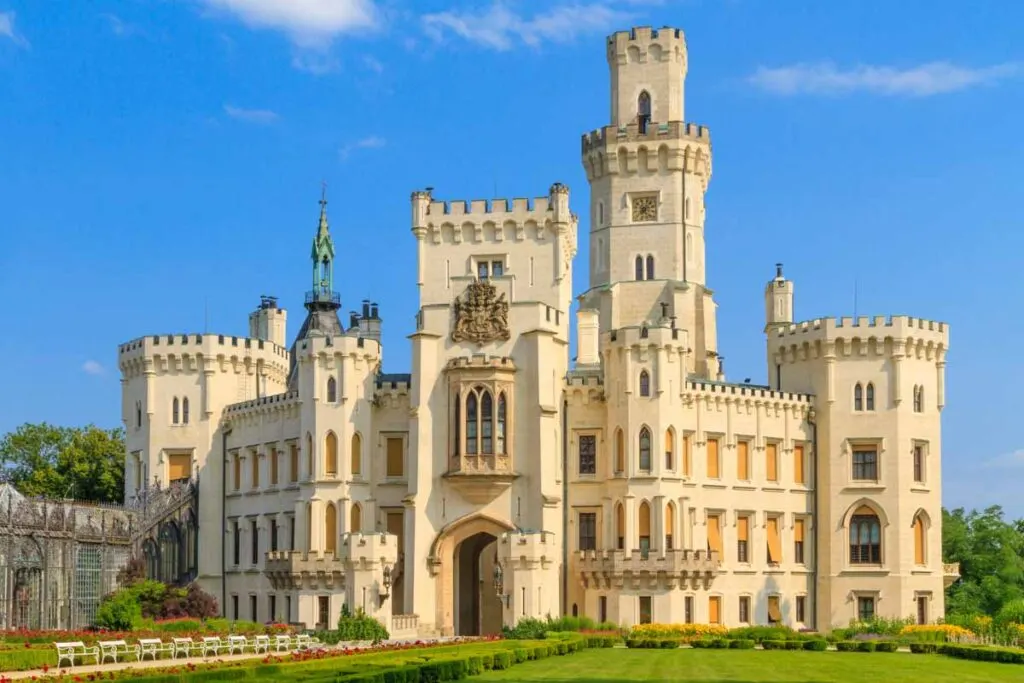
[452,280,511,345]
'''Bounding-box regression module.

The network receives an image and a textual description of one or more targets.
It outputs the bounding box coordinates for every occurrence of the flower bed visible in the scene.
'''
[629,623,728,641]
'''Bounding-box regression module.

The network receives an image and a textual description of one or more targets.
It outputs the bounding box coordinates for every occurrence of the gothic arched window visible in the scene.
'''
[327,376,337,403]
[466,392,478,455]
[849,507,882,564]
[639,370,651,397]
[866,383,875,411]
[497,393,507,454]
[481,391,494,454]
[182,397,189,425]
[453,393,461,455]
[854,383,863,412]
[172,398,180,425]
[638,427,652,472]
[646,255,655,280]
[635,255,644,281]
[637,90,652,133]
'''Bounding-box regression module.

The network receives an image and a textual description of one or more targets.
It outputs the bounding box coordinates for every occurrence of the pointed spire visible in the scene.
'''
[317,180,330,238]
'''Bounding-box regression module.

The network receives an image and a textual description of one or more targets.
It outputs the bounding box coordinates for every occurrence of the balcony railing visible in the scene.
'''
[577,548,721,589]
[305,290,341,305]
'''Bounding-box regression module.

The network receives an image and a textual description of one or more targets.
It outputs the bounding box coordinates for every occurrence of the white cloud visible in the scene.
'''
[199,0,377,48]
[223,104,280,123]
[102,13,144,38]
[983,449,1024,469]
[0,11,29,48]
[747,61,1021,97]
[82,360,105,376]
[422,2,633,51]
[339,135,386,159]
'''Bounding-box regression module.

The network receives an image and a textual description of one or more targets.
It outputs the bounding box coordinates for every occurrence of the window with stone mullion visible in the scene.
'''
[481,392,493,454]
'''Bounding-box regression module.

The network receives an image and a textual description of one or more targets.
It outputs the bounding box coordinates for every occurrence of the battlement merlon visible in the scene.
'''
[582,122,711,154]
[294,331,382,364]
[771,315,949,359]
[117,332,290,377]
[606,26,687,69]
[411,182,572,233]
[603,324,691,353]
[498,530,558,566]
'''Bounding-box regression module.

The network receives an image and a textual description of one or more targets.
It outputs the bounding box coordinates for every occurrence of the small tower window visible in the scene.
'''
[326,376,337,403]
[182,397,190,425]
[136,401,142,429]
[638,428,652,472]
[597,202,604,225]
[854,383,863,412]
[635,255,644,281]
[645,255,655,280]
[639,370,651,397]
[866,383,876,411]
[913,386,924,413]
[637,90,652,134]
[172,397,180,425]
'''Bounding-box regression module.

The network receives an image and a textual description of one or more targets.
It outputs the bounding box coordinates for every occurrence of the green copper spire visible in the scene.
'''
[310,187,336,301]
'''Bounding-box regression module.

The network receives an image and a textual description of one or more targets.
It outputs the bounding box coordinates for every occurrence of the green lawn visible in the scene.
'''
[475,648,1022,683]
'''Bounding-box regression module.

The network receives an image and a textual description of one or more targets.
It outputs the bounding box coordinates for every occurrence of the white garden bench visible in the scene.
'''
[56,641,99,668]
[253,635,270,654]
[274,634,293,652]
[294,634,312,649]
[227,635,248,655]
[99,639,140,664]
[139,638,174,661]
[201,636,224,657]
[172,637,195,658]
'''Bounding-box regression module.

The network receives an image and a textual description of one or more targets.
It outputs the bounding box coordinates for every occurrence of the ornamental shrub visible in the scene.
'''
[761,640,786,650]
[803,639,829,651]
[94,589,143,630]
[336,605,390,643]
[875,641,899,652]
[857,641,877,652]
[728,639,756,649]
[835,641,858,652]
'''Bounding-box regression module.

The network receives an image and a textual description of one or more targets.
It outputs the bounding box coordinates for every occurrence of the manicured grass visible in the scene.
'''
[475,648,1023,682]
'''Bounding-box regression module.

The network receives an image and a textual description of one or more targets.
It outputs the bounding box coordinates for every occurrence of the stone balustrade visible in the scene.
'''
[264,550,346,590]
[943,562,961,588]
[391,614,419,635]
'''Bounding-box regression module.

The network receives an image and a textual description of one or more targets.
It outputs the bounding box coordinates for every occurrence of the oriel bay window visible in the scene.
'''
[447,360,516,474]
[460,386,507,456]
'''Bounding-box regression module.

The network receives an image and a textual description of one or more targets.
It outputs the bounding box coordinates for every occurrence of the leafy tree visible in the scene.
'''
[943,506,1024,617]
[0,422,125,503]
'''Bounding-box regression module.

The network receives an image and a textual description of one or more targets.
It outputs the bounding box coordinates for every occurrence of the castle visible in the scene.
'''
[117,26,955,636]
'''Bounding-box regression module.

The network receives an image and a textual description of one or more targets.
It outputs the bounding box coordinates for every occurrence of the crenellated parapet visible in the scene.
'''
[294,330,382,368]
[565,372,605,408]
[606,26,687,67]
[771,315,949,365]
[498,530,557,570]
[582,123,711,185]
[118,332,290,387]
[684,379,813,412]
[410,183,577,258]
[223,389,301,426]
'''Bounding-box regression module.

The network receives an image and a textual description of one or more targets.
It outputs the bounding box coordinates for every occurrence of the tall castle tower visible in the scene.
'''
[580,27,717,378]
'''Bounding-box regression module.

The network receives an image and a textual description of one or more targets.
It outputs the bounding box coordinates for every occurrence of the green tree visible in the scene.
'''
[943,505,1024,617]
[0,422,125,504]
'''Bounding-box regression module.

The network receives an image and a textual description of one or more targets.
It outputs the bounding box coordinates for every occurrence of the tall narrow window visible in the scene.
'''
[913,515,926,565]
[466,393,478,455]
[615,503,625,550]
[638,502,651,558]
[326,376,337,403]
[913,444,924,483]
[251,450,260,489]
[386,437,404,478]
[866,383,875,411]
[736,441,750,480]
[290,444,299,483]
[645,255,655,280]
[453,393,461,456]
[231,520,240,565]
[766,516,782,565]
[665,501,675,550]
[351,433,362,477]
[664,429,674,470]
[682,434,691,475]
[578,434,597,475]
[709,596,721,625]
[707,513,722,555]
[250,519,258,565]
[615,428,625,474]
[854,383,863,411]
[481,391,493,454]
[306,433,314,480]
[766,443,779,482]
[706,438,720,478]
[794,518,806,564]
[497,393,507,454]
[914,386,924,413]
[639,370,651,397]
[182,398,189,424]
[270,447,279,485]
[578,512,597,551]
[737,515,749,563]
[325,432,338,477]
[768,595,782,625]
[172,398,180,425]
[270,519,278,552]
[325,503,337,555]
[639,596,652,624]
[793,444,806,485]
[233,453,241,491]
[638,428,652,472]
[351,503,362,534]
[634,255,644,281]
[136,401,142,429]
[852,447,878,481]
[637,90,651,133]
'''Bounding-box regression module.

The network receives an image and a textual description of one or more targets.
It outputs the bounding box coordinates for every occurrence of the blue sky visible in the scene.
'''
[1,1,1022,516]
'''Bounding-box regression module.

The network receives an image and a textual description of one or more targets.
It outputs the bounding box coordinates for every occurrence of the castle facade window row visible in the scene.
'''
[582,430,807,486]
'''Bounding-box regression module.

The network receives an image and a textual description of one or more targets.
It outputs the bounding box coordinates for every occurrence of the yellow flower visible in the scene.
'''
[630,623,728,639]
[898,624,974,641]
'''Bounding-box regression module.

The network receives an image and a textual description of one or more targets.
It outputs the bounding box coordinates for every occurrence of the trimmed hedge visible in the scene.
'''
[937,643,1024,664]
[803,639,829,651]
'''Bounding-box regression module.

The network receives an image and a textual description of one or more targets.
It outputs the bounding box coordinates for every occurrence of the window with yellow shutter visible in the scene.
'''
[289,444,299,483]
[707,438,720,479]
[766,443,779,482]
[682,434,691,476]
[737,515,750,563]
[270,447,279,485]
[251,450,260,489]
[768,595,782,624]
[168,453,191,484]
[233,453,241,491]
[914,516,926,565]
[709,596,721,624]
[707,513,723,556]
[737,441,749,480]
[793,444,805,484]
[767,516,783,565]
[794,518,806,564]
[386,437,405,478]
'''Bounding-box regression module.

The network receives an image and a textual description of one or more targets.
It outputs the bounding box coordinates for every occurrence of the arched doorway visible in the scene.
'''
[454,532,500,636]
[429,514,514,636]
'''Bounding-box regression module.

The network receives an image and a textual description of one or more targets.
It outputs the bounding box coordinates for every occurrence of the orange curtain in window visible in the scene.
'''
[794,518,805,544]
[233,454,241,490]
[351,504,363,533]
[615,430,625,472]
[386,438,404,477]
[768,596,782,622]
[737,516,749,543]
[767,517,782,563]
[682,435,691,475]
[914,517,926,564]
[707,514,722,554]
[709,596,721,624]
[793,444,805,484]
[325,433,338,477]
[168,454,191,482]
[251,451,260,488]
[707,438,720,478]
[766,443,778,482]
[290,444,299,483]
[270,448,279,485]
[351,433,362,476]
[737,441,749,480]
[325,503,337,554]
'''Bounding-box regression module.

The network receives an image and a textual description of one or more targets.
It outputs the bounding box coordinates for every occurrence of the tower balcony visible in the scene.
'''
[443,452,518,504]
[577,548,721,591]
[264,550,346,591]
[305,290,341,306]
[943,562,961,588]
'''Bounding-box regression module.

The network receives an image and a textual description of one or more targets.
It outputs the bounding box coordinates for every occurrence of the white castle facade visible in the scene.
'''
[117,26,955,636]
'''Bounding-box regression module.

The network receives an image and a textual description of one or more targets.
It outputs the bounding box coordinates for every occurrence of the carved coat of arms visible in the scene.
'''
[452,280,511,345]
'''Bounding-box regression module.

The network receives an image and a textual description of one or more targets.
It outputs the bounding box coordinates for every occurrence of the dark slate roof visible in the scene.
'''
[286,307,346,391]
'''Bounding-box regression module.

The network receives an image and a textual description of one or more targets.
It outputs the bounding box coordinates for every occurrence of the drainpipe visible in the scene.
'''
[221,426,233,617]
[561,394,569,616]
[807,409,819,631]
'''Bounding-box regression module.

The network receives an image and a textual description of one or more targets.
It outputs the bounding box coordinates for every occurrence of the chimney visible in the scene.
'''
[575,309,600,365]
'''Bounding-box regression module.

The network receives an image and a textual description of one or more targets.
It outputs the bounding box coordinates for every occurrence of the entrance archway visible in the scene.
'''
[429,513,513,636]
